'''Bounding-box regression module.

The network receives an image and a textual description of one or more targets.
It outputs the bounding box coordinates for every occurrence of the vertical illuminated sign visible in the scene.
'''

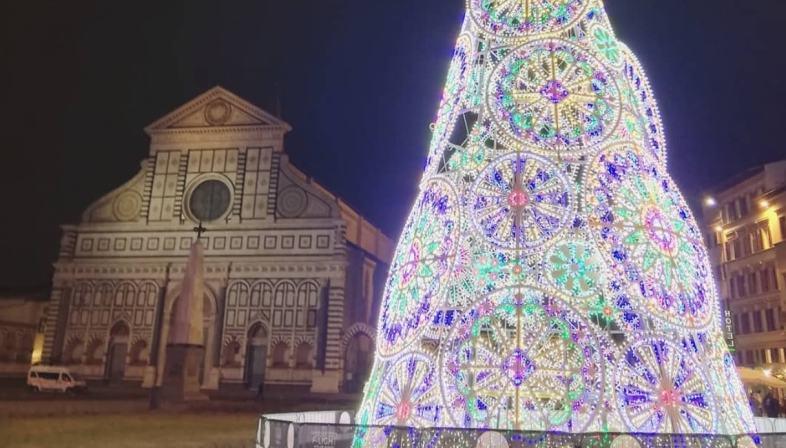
[724,309,736,353]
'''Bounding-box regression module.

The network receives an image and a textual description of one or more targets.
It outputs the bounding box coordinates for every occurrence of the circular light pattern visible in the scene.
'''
[488,39,621,156]
[616,337,717,433]
[439,288,606,432]
[471,152,574,251]
[468,0,589,39]
[377,178,460,358]
[585,143,713,329]
[369,352,443,428]
[546,240,603,299]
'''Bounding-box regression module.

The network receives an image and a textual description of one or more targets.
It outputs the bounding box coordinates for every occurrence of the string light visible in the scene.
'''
[355,0,754,442]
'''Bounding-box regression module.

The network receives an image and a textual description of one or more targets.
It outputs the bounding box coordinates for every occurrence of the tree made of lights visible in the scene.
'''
[357,0,755,437]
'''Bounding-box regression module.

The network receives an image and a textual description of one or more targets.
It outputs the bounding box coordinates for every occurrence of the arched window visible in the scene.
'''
[97,283,113,307]
[72,283,92,308]
[138,283,158,308]
[295,343,313,369]
[115,283,136,308]
[297,282,319,329]
[272,282,296,328]
[129,339,148,365]
[227,282,249,308]
[272,342,289,367]
[85,338,105,365]
[260,282,273,308]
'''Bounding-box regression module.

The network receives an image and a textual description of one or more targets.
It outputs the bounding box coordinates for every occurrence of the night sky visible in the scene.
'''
[1,1,784,290]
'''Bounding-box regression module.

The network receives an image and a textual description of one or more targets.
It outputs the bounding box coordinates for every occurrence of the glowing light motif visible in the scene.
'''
[471,152,573,251]
[547,240,603,298]
[368,352,442,427]
[586,143,713,329]
[489,39,621,156]
[439,288,606,432]
[377,179,459,357]
[359,0,753,437]
[616,338,716,433]
[469,0,589,39]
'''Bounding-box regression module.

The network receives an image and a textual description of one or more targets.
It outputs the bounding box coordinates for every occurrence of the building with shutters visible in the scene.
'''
[702,160,786,372]
[41,86,392,393]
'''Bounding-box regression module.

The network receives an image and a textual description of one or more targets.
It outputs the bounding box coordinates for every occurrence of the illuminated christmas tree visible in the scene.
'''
[357,0,755,436]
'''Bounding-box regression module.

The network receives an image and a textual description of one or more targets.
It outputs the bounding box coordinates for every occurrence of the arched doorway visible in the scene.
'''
[245,323,268,391]
[107,321,130,382]
[344,333,373,393]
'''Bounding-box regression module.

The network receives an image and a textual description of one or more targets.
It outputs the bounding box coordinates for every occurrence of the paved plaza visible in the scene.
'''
[0,379,358,448]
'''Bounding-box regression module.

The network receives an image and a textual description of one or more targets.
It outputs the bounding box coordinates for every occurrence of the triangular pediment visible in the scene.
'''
[144,86,291,134]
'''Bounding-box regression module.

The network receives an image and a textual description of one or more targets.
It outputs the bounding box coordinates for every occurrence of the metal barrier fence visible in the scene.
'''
[256,412,786,448]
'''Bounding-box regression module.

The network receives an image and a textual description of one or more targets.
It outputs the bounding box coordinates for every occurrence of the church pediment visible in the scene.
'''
[275,158,339,220]
[144,86,291,135]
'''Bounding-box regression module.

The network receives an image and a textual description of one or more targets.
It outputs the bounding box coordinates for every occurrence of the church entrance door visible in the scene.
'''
[245,323,267,391]
[107,321,130,382]
[344,333,372,393]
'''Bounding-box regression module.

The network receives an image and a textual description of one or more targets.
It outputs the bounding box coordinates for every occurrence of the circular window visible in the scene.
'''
[188,180,231,222]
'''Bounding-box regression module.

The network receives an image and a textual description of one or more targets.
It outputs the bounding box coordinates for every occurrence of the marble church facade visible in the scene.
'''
[41,87,392,393]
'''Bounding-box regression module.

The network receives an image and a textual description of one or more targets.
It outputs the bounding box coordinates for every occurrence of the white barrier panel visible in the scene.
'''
[264,412,786,433]
[258,412,786,448]
[262,411,353,425]
[755,417,786,434]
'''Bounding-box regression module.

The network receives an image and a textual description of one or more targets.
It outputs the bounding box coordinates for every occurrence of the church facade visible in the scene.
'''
[41,87,392,393]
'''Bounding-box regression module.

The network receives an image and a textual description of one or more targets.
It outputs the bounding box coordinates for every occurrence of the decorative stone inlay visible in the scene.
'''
[204,99,232,125]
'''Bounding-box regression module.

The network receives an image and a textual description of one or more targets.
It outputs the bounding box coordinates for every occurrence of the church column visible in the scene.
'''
[152,271,177,389]
[43,229,77,364]
[362,257,378,324]
[206,277,228,390]
[311,269,346,393]
[142,278,168,389]
[42,284,70,364]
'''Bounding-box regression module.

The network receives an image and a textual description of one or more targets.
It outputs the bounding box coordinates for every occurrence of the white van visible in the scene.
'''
[27,365,87,393]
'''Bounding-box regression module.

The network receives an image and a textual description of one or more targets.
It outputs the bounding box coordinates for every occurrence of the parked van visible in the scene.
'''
[27,365,87,393]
